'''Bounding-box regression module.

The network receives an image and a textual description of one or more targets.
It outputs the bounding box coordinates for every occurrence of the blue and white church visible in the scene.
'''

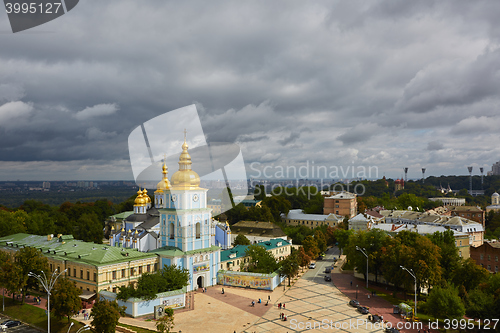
[150,135,221,291]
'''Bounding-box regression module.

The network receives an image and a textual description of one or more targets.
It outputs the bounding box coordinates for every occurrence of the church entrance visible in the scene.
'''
[197,276,204,289]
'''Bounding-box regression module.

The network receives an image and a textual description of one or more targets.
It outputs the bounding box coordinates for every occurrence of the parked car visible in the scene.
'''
[385,328,400,333]
[317,255,323,260]
[309,262,316,269]
[368,314,382,323]
[357,306,370,314]
[324,275,331,281]
[349,299,360,307]
[325,267,331,273]
[1,320,21,330]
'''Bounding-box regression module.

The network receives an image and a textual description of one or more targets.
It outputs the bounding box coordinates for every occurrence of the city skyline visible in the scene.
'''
[1,1,500,181]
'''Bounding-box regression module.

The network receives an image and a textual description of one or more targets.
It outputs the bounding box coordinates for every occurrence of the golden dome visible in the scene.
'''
[134,188,147,206]
[142,188,151,203]
[171,132,200,189]
[155,162,171,193]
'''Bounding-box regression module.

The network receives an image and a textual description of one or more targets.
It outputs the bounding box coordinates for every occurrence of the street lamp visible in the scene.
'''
[28,269,67,333]
[400,265,417,317]
[66,322,74,333]
[356,246,369,288]
[76,325,90,333]
[356,284,358,299]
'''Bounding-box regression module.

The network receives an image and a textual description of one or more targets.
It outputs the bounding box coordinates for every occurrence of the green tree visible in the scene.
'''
[51,277,82,322]
[16,247,49,304]
[302,235,319,259]
[234,234,251,246]
[314,230,327,253]
[427,230,460,282]
[75,212,103,244]
[452,258,490,292]
[424,285,465,319]
[0,210,27,237]
[333,228,353,255]
[254,185,266,201]
[297,246,311,272]
[90,298,125,333]
[280,250,300,286]
[156,307,175,333]
[243,244,279,274]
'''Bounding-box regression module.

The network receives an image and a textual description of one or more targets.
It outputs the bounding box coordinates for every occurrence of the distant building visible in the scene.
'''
[394,179,404,191]
[448,206,485,228]
[230,221,288,244]
[380,210,484,247]
[470,241,500,273]
[486,192,500,213]
[208,199,222,215]
[220,238,292,271]
[281,209,343,229]
[371,223,471,258]
[323,191,357,217]
[428,197,466,206]
[488,161,500,176]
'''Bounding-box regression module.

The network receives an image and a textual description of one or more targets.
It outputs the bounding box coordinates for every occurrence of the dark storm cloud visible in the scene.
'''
[0,0,499,180]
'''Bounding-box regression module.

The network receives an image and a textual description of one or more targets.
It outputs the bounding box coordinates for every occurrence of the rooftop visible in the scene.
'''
[0,233,157,267]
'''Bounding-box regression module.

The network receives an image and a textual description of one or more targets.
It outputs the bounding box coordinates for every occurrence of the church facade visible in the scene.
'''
[150,135,221,291]
[109,134,223,291]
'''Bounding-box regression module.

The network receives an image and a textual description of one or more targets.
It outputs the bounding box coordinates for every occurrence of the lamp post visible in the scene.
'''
[356,246,369,288]
[400,265,417,317]
[28,269,67,333]
[66,322,74,333]
[356,284,358,299]
[76,325,90,333]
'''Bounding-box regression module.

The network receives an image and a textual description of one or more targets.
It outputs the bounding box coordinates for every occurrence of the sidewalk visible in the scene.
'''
[331,270,434,333]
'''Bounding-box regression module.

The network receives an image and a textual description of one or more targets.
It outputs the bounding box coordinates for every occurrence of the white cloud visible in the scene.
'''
[0,101,33,124]
[75,103,119,121]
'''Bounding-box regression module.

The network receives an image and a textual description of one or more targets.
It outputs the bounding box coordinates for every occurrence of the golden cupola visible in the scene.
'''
[134,188,146,206]
[155,162,171,193]
[142,188,151,204]
[171,133,200,189]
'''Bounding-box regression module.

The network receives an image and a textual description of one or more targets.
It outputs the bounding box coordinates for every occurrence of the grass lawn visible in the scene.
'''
[1,295,86,333]
[118,322,157,333]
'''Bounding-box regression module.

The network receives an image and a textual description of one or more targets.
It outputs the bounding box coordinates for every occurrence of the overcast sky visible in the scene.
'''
[1,0,500,182]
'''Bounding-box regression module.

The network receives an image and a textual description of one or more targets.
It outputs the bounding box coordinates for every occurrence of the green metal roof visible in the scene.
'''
[110,211,134,220]
[220,238,291,262]
[0,233,156,267]
[151,245,221,258]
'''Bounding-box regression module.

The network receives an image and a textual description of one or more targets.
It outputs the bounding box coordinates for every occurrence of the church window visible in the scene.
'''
[196,222,201,239]
[169,223,174,239]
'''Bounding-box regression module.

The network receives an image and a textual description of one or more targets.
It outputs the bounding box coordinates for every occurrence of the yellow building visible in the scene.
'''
[0,233,158,295]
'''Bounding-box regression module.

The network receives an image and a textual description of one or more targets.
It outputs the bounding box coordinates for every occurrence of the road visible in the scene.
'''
[301,246,340,284]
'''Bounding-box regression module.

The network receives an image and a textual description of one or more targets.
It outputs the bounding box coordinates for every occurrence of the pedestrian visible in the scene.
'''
[350,281,352,287]
[222,288,224,294]
[278,303,281,309]
[268,295,270,301]
[283,303,285,309]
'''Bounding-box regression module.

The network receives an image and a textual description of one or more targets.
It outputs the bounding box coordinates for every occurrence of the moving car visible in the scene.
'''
[324,275,331,281]
[357,306,370,314]
[309,262,316,269]
[317,255,323,260]
[349,299,360,307]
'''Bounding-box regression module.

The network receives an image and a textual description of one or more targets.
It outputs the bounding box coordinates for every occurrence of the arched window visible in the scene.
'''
[169,223,174,239]
[196,222,201,239]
